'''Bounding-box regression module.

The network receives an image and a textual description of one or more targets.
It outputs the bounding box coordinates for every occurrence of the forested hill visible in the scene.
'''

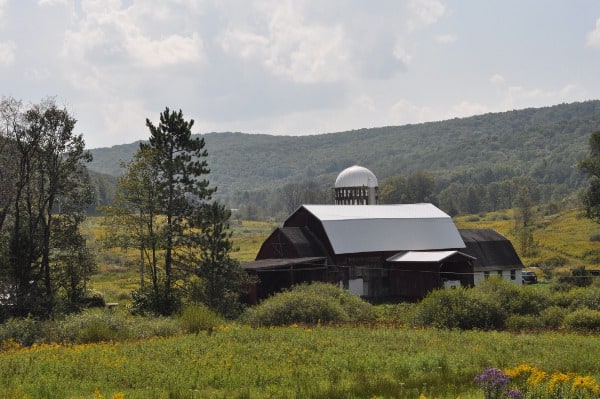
[88,100,600,215]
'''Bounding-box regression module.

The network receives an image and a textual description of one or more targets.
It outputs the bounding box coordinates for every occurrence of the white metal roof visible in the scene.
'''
[296,204,465,254]
[387,250,475,263]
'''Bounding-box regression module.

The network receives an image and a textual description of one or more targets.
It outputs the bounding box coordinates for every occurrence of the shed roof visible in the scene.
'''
[290,204,465,254]
[459,228,523,270]
[242,257,326,271]
[387,250,475,263]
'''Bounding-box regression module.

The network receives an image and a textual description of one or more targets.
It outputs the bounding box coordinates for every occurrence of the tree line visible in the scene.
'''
[0,98,249,320]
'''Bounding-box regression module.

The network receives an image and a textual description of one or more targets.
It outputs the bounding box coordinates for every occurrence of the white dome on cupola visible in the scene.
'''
[334,165,379,205]
[334,165,378,188]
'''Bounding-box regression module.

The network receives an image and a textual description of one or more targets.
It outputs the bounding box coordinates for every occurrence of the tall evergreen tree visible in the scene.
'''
[124,107,215,314]
[187,202,252,318]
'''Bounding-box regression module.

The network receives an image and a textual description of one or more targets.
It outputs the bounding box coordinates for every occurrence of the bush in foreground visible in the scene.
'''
[563,307,600,332]
[411,278,553,330]
[240,282,376,327]
[0,309,182,346]
[179,304,224,334]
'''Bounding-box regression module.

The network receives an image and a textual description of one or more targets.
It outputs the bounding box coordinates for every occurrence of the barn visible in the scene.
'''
[242,165,524,301]
[244,203,478,301]
[459,228,524,285]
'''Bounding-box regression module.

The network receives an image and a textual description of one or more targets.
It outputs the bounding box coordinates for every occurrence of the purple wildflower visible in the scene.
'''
[474,368,510,399]
[507,389,522,399]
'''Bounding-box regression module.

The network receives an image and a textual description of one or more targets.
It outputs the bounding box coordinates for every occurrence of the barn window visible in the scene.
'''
[484,271,489,279]
[510,270,516,280]
[497,271,502,277]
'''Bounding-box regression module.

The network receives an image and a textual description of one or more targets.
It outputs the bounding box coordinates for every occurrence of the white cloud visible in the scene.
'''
[435,34,456,44]
[393,45,413,64]
[37,0,68,5]
[355,95,376,112]
[218,2,351,83]
[490,74,506,86]
[63,0,205,68]
[0,0,6,26]
[407,0,446,30]
[586,17,600,48]
[127,32,203,67]
[0,41,15,66]
[389,99,434,125]
[447,101,490,119]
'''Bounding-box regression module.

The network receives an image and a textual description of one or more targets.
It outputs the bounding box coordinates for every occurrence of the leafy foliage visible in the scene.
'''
[186,202,253,318]
[0,97,94,319]
[410,278,600,331]
[241,282,375,326]
[579,130,600,222]
[178,303,224,334]
[88,101,600,219]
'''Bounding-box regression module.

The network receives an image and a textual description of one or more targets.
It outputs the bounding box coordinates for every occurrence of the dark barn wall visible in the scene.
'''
[387,263,441,300]
[256,229,299,259]
[284,208,336,258]
[440,261,474,287]
[248,265,329,301]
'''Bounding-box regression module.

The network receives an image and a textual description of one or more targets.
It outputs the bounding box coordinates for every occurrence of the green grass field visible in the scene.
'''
[1,323,599,399]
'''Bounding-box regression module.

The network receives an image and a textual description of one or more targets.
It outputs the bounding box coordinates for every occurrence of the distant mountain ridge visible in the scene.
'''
[88,100,600,207]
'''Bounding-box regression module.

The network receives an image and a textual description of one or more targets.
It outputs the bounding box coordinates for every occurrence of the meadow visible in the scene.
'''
[1,323,599,399]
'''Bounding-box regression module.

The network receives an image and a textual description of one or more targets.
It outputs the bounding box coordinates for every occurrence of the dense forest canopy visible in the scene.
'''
[88,101,600,219]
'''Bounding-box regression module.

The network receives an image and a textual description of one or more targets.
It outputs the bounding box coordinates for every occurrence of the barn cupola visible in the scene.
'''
[334,165,379,205]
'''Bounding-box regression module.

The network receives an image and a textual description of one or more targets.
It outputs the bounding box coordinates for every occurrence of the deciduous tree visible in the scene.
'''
[0,98,93,318]
[579,130,600,222]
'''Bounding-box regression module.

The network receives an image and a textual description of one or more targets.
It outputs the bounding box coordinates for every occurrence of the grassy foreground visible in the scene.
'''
[1,324,599,399]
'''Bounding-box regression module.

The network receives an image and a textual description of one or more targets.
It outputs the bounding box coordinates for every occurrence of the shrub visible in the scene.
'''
[539,306,567,329]
[76,318,120,343]
[472,278,551,316]
[505,314,545,331]
[0,309,184,345]
[240,282,375,327]
[0,317,42,347]
[179,304,224,334]
[411,279,554,330]
[290,282,376,322]
[563,308,600,332]
[589,232,600,242]
[410,287,506,330]
[583,249,600,263]
[129,284,182,316]
[554,286,600,311]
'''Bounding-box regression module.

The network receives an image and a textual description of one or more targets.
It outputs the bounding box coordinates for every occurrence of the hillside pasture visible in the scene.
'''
[454,208,600,275]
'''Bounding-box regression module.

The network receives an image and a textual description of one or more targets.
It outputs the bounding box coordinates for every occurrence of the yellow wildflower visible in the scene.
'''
[549,371,571,390]
[527,368,548,386]
[504,363,534,379]
[571,375,598,392]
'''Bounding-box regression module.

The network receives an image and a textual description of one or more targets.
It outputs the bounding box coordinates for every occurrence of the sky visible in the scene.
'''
[1,0,600,149]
